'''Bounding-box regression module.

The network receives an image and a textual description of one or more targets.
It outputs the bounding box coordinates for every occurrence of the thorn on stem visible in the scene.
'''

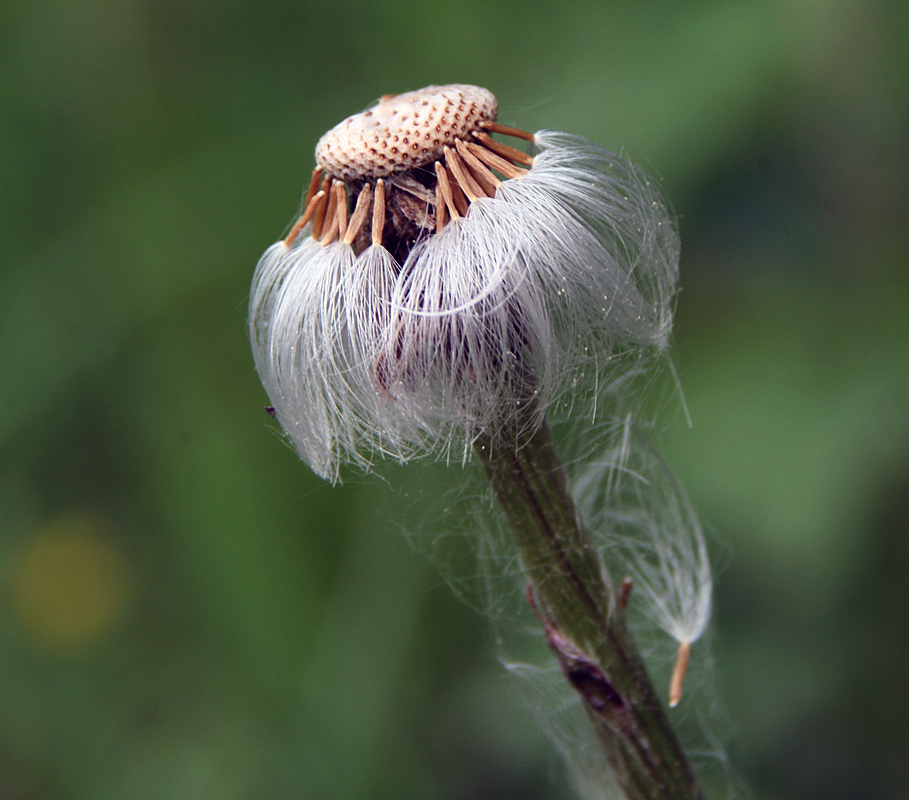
[618,576,633,609]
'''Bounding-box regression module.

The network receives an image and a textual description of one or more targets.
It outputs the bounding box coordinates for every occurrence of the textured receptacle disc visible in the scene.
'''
[315,85,498,181]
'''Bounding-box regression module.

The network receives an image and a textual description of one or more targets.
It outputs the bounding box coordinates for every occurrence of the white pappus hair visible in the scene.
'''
[249,131,680,482]
[571,413,712,651]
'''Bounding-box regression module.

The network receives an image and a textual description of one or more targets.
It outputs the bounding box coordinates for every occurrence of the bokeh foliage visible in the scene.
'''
[2,0,907,798]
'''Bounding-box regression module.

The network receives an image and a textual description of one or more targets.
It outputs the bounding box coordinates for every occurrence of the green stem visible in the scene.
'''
[474,414,703,800]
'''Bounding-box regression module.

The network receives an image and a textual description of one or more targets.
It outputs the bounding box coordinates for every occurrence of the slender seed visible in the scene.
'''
[303,166,324,207]
[447,168,470,216]
[465,141,529,179]
[434,178,448,232]
[334,181,349,241]
[456,139,500,195]
[311,177,332,239]
[320,180,338,245]
[475,131,534,166]
[342,184,373,245]
[480,119,536,141]
[434,162,460,220]
[371,179,386,247]
[285,189,325,246]
[444,146,485,203]
[669,640,691,708]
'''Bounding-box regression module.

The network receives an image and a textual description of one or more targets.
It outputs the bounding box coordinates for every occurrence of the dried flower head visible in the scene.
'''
[249,84,680,481]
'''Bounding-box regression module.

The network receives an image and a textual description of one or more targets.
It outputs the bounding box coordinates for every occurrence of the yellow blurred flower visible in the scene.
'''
[11,512,132,652]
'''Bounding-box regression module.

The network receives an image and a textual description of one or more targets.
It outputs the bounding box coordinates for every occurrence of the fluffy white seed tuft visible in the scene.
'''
[572,414,712,649]
[249,132,680,481]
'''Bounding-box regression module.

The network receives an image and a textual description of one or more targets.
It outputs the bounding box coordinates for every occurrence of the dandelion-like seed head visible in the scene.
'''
[250,84,681,481]
[315,85,498,181]
[284,85,532,259]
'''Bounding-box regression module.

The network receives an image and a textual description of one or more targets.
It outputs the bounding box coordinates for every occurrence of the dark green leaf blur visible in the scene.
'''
[1,1,906,798]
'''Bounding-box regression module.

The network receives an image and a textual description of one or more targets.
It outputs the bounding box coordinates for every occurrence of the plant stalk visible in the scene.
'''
[474,413,704,800]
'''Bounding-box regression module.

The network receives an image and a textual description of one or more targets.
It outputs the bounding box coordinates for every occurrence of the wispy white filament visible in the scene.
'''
[249,132,680,482]
[571,414,712,649]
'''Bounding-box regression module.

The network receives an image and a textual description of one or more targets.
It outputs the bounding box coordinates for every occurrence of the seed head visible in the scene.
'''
[315,85,498,181]
[249,85,680,481]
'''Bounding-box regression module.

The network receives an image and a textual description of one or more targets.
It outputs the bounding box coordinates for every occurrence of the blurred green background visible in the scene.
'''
[2,0,907,798]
